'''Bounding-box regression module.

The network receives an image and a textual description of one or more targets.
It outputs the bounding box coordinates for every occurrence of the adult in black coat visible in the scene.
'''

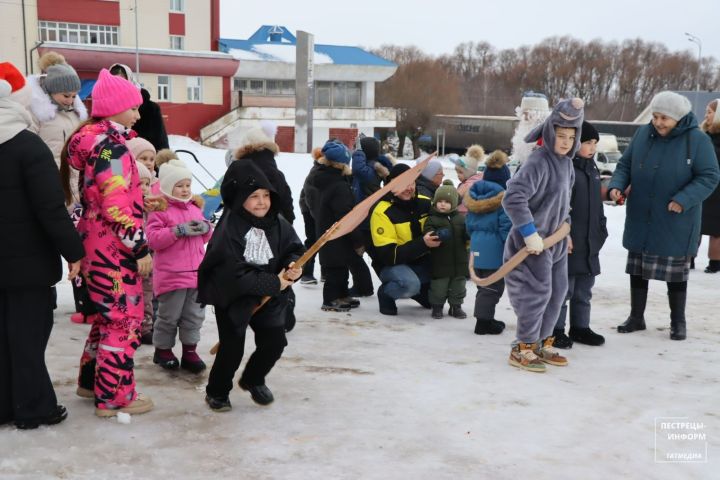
[700,99,720,273]
[0,67,85,429]
[134,88,169,151]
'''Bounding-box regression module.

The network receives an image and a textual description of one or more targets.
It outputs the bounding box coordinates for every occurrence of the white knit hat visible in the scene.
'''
[135,161,152,181]
[159,159,192,199]
[649,91,692,121]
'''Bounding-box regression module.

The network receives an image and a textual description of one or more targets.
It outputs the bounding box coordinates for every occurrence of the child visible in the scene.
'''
[127,137,156,179]
[62,68,153,416]
[198,160,304,412]
[422,179,469,319]
[151,148,178,194]
[449,144,485,213]
[502,97,585,373]
[552,121,608,348]
[146,159,212,373]
[465,154,512,334]
[135,160,159,345]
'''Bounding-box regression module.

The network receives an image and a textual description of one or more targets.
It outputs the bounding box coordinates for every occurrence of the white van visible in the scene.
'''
[594,134,622,175]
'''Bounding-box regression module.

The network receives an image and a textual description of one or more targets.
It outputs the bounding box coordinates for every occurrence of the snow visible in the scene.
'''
[1,137,717,479]
[228,44,334,64]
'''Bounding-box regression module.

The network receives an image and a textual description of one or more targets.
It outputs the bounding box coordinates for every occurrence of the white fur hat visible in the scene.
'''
[520,93,549,112]
[649,91,692,121]
[159,159,192,199]
[233,120,279,159]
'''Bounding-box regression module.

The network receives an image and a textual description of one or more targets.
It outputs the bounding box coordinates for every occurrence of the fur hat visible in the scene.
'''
[91,68,142,117]
[520,92,549,112]
[321,139,351,164]
[41,53,81,94]
[482,150,511,189]
[234,121,279,159]
[159,159,192,200]
[135,161,152,181]
[126,137,156,161]
[580,121,600,143]
[155,148,178,168]
[420,159,443,180]
[432,179,459,211]
[0,62,26,98]
[649,91,692,121]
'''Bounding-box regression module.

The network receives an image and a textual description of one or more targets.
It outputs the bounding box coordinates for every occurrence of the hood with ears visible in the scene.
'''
[524,97,584,159]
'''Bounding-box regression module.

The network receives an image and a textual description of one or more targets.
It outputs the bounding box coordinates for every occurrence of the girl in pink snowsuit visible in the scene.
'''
[62,68,153,417]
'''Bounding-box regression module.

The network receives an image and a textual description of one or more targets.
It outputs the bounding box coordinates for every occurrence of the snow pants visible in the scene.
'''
[153,288,205,349]
[78,243,143,410]
[473,268,505,320]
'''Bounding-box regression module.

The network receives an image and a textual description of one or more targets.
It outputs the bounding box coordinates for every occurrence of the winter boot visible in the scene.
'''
[704,260,720,274]
[337,297,360,308]
[181,344,207,373]
[205,394,232,412]
[411,283,431,309]
[552,328,573,349]
[431,304,444,319]
[239,380,274,405]
[617,288,648,333]
[300,274,318,285]
[140,331,153,345]
[76,387,94,399]
[321,299,352,312]
[474,318,505,335]
[377,285,397,316]
[534,337,569,366]
[153,348,180,370]
[448,304,467,319]
[95,394,154,417]
[569,327,605,346]
[508,343,546,373]
[348,286,374,297]
[668,291,687,341]
[15,405,68,430]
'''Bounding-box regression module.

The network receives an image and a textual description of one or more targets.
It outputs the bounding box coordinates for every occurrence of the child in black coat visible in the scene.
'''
[198,160,304,412]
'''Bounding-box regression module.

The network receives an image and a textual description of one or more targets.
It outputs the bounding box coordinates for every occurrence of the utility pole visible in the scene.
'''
[685,32,702,113]
[134,0,140,82]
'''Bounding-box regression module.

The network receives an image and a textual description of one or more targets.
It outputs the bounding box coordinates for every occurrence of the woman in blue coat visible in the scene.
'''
[608,91,720,340]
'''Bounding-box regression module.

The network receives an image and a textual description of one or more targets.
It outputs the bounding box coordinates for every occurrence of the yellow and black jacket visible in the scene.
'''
[369,194,432,272]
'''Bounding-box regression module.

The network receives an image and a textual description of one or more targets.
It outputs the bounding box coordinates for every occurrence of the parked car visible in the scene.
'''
[594,134,621,175]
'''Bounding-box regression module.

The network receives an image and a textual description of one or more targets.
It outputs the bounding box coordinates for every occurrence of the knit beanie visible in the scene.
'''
[135,161,152,181]
[387,163,410,182]
[649,91,692,121]
[159,159,192,200]
[420,159,443,180]
[44,63,81,94]
[360,136,380,160]
[432,179,459,210]
[580,121,600,143]
[126,137,156,161]
[91,68,142,117]
[321,139,351,164]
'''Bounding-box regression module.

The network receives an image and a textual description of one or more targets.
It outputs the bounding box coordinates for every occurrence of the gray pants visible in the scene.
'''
[429,276,467,306]
[555,274,595,331]
[473,268,505,320]
[153,288,205,349]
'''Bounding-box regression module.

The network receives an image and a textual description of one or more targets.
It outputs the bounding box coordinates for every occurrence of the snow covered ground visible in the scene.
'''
[1,137,717,479]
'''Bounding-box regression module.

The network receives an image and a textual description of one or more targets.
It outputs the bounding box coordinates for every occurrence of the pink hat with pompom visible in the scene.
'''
[91,68,142,117]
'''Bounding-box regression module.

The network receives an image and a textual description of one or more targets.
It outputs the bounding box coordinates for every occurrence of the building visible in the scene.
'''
[634,90,720,124]
[200,25,397,151]
[1,0,238,139]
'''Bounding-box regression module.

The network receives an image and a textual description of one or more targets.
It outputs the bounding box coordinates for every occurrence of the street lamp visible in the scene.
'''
[685,32,702,115]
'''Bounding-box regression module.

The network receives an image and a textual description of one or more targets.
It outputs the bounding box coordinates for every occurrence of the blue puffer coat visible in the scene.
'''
[608,113,720,257]
[465,180,512,269]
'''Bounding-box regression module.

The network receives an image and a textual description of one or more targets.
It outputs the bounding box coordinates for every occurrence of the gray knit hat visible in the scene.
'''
[43,63,81,94]
[649,91,692,121]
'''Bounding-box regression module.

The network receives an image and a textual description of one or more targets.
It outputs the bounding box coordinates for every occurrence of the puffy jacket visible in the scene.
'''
[422,209,468,278]
[465,180,511,270]
[457,173,483,214]
[146,196,212,296]
[351,150,393,203]
[609,113,720,257]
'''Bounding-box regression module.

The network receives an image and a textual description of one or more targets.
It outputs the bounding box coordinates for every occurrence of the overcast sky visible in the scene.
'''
[220,0,718,61]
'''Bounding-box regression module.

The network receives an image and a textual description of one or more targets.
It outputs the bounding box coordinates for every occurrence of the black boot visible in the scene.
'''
[668,291,687,340]
[448,304,467,319]
[617,288,647,333]
[705,260,720,274]
[552,328,573,349]
[431,304,444,319]
[411,283,431,309]
[569,327,605,346]
[377,285,397,316]
[474,318,505,335]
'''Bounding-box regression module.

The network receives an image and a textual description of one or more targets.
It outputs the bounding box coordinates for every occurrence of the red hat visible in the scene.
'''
[91,68,142,117]
[0,62,26,98]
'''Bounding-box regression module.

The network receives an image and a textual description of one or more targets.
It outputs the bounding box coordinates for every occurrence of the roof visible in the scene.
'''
[634,90,720,123]
[219,25,396,67]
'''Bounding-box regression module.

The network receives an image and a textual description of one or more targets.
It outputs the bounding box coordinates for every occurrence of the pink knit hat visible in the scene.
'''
[91,68,142,117]
[126,137,156,160]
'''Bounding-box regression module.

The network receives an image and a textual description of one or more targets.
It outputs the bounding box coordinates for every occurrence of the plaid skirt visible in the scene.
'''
[625,251,690,282]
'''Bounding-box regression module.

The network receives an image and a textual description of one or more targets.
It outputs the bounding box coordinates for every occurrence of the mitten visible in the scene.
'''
[523,232,544,254]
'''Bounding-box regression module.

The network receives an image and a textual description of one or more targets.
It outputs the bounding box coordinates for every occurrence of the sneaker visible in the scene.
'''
[552,329,573,349]
[205,394,232,412]
[508,343,546,373]
[300,275,318,285]
[337,297,360,308]
[95,394,154,417]
[76,386,94,399]
[569,327,605,346]
[153,348,180,370]
[321,300,351,312]
[239,381,274,405]
[431,304,444,319]
[348,286,374,297]
[534,337,569,366]
[474,318,505,335]
[181,344,207,374]
[448,305,467,319]
[377,285,397,316]
[15,405,68,429]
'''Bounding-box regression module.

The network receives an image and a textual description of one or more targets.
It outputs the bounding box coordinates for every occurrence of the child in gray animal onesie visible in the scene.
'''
[502,98,585,373]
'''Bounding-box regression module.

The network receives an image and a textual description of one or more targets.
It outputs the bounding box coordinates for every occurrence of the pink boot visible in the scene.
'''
[70,312,95,324]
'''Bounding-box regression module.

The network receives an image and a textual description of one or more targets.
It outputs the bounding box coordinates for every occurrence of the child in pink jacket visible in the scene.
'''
[146,159,212,373]
[62,68,153,417]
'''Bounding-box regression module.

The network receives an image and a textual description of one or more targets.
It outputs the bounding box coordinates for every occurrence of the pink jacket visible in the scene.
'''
[457,173,484,214]
[146,197,212,296]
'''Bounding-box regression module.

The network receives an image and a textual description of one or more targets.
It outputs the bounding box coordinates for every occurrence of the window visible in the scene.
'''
[157,75,170,101]
[170,35,184,50]
[170,0,185,12]
[315,81,331,107]
[39,21,118,46]
[266,80,295,95]
[186,76,202,102]
[314,82,362,107]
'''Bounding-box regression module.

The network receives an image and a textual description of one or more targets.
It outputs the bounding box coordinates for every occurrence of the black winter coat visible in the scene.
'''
[0,130,84,288]
[304,165,359,267]
[416,176,438,199]
[701,132,720,236]
[236,150,295,223]
[197,210,304,332]
[568,155,608,276]
[133,88,169,151]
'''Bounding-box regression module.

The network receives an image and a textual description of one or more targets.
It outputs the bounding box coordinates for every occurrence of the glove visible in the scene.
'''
[523,232,544,254]
[175,220,210,237]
